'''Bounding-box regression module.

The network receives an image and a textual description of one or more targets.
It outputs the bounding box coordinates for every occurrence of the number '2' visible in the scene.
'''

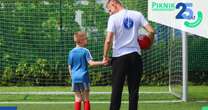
[176,3,194,20]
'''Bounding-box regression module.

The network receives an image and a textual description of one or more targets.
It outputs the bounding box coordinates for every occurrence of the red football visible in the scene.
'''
[138,35,152,49]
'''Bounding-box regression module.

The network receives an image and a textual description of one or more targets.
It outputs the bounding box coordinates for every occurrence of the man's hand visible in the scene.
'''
[103,56,110,66]
[144,24,155,44]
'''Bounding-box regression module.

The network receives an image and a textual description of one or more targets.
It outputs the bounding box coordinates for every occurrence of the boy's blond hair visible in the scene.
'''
[74,32,87,44]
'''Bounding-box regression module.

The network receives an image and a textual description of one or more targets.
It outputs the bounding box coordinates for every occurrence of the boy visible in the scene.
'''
[68,32,105,110]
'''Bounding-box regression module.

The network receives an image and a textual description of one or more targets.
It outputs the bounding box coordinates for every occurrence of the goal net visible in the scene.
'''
[0,0,186,103]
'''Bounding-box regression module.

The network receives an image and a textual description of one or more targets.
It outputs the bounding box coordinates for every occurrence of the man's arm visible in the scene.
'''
[103,32,114,63]
[143,24,155,43]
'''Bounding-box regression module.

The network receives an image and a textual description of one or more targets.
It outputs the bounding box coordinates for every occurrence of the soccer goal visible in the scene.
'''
[0,0,187,103]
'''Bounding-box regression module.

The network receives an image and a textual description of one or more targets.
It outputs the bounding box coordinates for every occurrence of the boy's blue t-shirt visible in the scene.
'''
[68,47,92,83]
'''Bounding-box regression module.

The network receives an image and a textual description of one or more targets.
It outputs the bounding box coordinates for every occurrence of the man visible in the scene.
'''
[103,0,155,110]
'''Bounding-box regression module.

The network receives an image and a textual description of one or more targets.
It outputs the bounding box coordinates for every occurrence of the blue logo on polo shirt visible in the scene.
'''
[123,17,134,29]
[0,107,17,110]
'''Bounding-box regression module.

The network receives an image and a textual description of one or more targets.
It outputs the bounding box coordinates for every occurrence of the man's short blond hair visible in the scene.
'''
[73,32,87,43]
[106,0,122,7]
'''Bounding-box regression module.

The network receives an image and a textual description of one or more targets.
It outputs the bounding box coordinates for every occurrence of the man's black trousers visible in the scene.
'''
[110,52,143,110]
